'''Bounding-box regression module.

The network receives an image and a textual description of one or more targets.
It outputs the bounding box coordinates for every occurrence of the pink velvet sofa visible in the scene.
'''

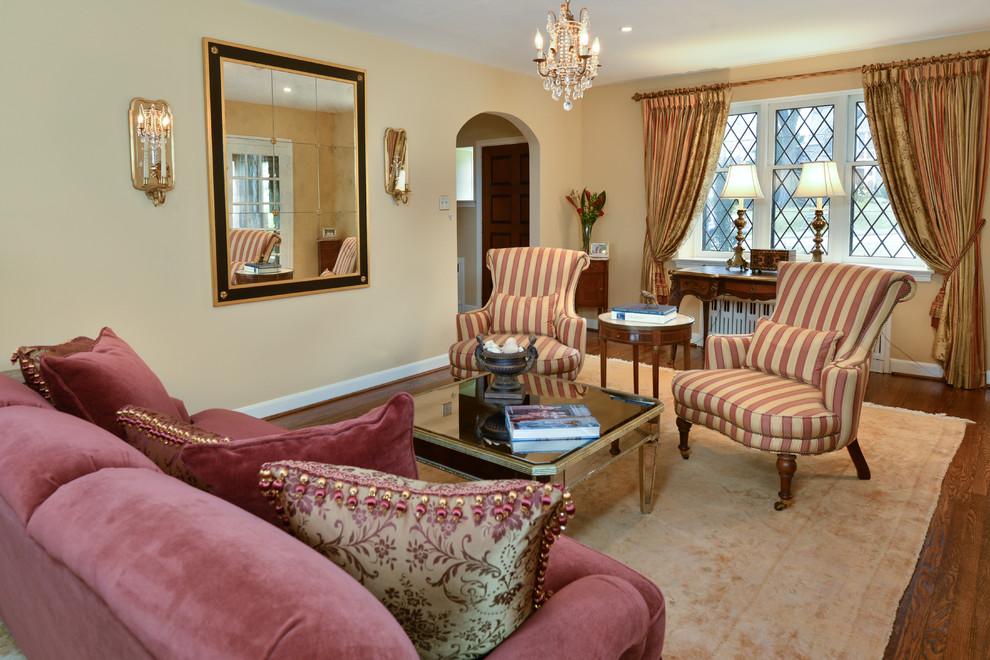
[0,368,665,659]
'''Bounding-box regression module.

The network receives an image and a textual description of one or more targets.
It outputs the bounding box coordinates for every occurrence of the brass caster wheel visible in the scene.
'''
[774,500,788,511]
[679,451,690,460]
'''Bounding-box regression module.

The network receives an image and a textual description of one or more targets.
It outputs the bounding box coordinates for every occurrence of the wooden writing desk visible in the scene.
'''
[668,266,778,345]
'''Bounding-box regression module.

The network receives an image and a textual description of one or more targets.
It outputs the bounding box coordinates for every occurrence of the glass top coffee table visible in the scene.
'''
[411,374,663,513]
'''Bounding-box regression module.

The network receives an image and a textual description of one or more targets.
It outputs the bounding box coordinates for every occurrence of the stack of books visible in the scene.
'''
[504,404,600,453]
[610,302,678,324]
[242,261,280,273]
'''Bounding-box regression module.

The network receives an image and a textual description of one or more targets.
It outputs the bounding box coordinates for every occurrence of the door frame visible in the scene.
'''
[473,136,528,307]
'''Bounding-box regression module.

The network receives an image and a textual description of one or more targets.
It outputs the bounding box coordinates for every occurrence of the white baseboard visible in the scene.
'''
[237,354,450,418]
[890,358,944,379]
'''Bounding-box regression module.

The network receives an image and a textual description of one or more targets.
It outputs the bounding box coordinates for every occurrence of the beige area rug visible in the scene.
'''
[420,355,968,658]
[566,356,967,658]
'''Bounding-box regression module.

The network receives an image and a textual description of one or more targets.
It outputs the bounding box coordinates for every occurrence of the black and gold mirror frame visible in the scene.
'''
[204,38,368,305]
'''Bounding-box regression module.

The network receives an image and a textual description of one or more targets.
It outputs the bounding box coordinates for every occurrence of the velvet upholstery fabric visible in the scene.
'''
[543,535,667,660]
[39,327,185,437]
[0,374,53,410]
[0,405,159,525]
[27,468,420,659]
[189,407,287,438]
[0,496,156,659]
[183,392,419,525]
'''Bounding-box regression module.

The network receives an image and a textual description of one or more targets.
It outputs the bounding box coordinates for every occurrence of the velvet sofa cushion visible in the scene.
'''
[39,327,185,438]
[188,407,287,439]
[155,392,418,525]
[743,317,843,387]
[0,405,159,525]
[490,292,558,338]
[0,374,53,410]
[261,460,574,660]
[10,335,95,402]
[26,468,420,659]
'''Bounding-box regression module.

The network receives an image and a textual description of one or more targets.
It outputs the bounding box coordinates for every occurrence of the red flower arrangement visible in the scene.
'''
[566,188,606,253]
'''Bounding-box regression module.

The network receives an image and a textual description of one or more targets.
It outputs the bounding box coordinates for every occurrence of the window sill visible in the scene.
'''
[671,256,933,282]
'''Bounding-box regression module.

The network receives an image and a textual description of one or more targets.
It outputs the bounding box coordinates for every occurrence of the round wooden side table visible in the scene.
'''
[234,267,294,284]
[596,313,695,399]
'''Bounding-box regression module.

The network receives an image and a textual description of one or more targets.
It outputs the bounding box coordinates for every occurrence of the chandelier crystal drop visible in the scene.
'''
[534,1,600,111]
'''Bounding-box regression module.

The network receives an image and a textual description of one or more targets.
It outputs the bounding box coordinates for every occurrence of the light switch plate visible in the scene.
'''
[439,195,450,210]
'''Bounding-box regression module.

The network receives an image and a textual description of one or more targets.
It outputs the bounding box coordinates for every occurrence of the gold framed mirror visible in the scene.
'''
[384,127,409,204]
[204,38,368,305]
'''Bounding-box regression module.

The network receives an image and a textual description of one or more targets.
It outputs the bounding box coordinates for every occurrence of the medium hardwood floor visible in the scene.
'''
[271,331,990,659]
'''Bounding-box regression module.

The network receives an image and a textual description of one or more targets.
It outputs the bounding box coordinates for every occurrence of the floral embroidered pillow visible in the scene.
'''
[11,335,96,402]
[261,461,574,660]
[744,317,843,387]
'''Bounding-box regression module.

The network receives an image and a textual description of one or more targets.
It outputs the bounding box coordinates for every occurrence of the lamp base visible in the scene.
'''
[810,210,827,263]
[726,208,749,271]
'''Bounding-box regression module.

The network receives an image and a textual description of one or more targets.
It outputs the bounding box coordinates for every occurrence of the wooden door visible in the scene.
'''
[481,143,530,302]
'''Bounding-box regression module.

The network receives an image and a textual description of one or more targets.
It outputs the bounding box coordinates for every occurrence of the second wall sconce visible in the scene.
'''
[129,98,174,206]
[384,127,410,204]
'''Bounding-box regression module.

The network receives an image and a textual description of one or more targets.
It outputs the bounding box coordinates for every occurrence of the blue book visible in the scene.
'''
[611,302,677,316]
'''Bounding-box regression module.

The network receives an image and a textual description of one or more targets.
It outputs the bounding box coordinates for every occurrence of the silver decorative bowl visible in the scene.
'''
[474,334,538,402]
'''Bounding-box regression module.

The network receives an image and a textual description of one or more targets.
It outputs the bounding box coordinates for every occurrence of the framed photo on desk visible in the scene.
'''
[590,242,609,259]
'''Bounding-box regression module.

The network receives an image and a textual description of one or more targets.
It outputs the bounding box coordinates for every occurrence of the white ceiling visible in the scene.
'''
[242,0,990,86]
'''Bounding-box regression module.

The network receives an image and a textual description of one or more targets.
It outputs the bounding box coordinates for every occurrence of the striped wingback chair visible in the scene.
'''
[228,229,281,284]
[671,261,916,510]
[321,236,358,276]
[449,247,591,380]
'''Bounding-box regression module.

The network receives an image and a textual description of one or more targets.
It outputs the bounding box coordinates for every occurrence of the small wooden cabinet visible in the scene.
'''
[318,237,343,274]
[576,258,609,314]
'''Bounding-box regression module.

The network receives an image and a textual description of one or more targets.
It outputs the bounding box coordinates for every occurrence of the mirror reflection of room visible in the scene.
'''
[222,61,359,284]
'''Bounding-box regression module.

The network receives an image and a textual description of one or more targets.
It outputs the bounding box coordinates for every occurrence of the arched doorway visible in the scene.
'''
[455,113,539,310]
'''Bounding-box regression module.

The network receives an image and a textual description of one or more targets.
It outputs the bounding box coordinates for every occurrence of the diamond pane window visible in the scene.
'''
[850,165,914,258]
[717,112,758,168]
[775,105,833,165]
[704,113,758,251]
[771,168,826,254]
[854,101,876,161]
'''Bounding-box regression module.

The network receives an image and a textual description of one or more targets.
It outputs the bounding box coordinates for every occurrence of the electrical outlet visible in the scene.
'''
[439,195,450,211]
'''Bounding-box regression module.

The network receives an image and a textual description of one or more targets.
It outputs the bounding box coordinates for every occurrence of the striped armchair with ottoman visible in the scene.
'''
[671,261,917,510]
[449,247,591,381]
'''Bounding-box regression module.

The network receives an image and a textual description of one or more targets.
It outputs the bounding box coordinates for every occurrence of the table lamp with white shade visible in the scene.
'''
[719,164,764,270]
[794,161,846,262]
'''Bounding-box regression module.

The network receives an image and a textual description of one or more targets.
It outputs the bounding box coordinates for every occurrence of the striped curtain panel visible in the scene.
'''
[862,51,989,388]
[640,85,731,302]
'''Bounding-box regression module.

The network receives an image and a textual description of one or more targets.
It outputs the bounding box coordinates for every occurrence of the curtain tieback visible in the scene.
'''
[930,217,986,326]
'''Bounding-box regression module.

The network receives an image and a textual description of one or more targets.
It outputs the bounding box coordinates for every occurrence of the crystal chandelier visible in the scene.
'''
[534,1,600,111]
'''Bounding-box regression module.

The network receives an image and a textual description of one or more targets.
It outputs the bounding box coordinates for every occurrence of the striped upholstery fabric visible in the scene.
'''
[744,318,842,387]
[331,237,358,275]
[490,293,557,338]
[671,261,916,505]
[449,247,590,380]
[672,369,842,454]
[228,229,280,284]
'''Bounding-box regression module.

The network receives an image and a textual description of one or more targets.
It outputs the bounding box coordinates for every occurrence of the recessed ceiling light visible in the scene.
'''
[620,26,633,33]
[283,87,292,93]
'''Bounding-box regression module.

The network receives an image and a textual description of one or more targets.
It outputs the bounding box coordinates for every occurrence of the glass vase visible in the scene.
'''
[581,224,593,253]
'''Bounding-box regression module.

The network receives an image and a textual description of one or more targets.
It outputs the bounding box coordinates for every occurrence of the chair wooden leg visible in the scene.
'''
[846,439,871,480]
[775,453,797,511]
[675,417,692,459]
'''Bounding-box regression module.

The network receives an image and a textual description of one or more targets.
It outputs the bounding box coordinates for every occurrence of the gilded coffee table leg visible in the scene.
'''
[639,438,659,514]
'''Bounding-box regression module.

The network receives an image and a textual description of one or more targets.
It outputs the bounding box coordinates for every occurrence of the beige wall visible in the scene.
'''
[1,0,583,412]
[581,30,990,375]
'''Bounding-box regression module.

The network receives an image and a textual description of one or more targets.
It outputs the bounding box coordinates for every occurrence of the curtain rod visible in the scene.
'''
[632,48,990,102]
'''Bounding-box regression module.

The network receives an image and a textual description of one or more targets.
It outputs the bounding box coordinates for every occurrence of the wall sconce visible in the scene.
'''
[128,98,174,206]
